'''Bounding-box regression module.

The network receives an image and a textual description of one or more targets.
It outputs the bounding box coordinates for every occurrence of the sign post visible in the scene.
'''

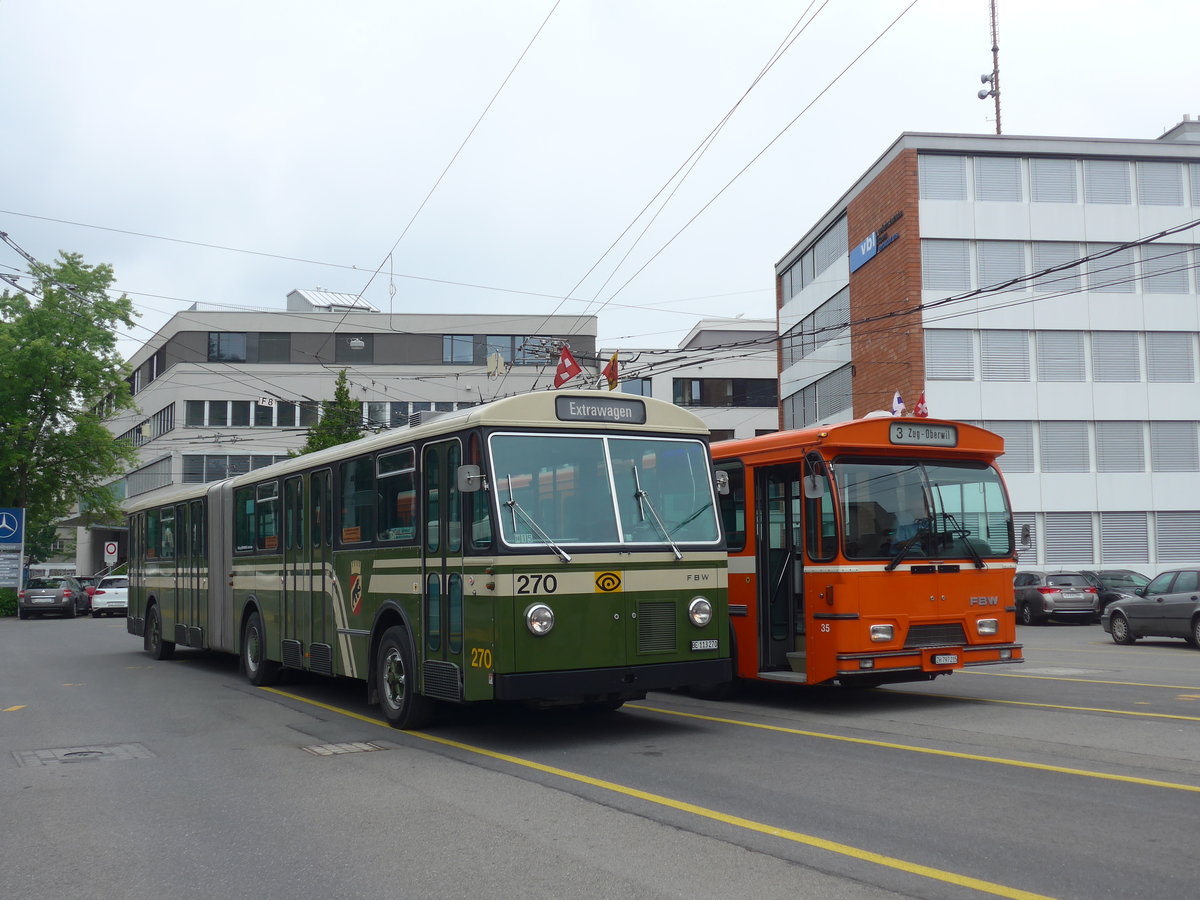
[0,507,26,590]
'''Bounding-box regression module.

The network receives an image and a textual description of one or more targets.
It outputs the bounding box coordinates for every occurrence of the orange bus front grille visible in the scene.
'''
[904,623,967,648]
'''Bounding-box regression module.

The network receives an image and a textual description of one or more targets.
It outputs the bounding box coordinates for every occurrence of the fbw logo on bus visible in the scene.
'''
[969,595,999,606]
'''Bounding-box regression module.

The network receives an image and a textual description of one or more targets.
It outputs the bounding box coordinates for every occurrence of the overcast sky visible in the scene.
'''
[2,0,1196,362]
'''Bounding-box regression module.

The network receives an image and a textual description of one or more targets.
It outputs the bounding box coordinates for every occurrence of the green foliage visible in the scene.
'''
[0,588,15,618]
[293,369,365,455]
[0,252,138,529]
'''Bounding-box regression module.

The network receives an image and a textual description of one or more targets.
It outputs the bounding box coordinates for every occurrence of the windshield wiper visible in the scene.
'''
[503,474,571,563]
[631,465,682,560]
[939,511,985,569]
[885,530,926,571]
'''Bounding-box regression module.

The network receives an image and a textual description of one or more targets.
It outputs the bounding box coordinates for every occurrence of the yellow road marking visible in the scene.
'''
[966,671,1200,690]
[3,705,26,712]
[629,704,1200,793]
[262,688,1052,900]
[886,690,1200,723]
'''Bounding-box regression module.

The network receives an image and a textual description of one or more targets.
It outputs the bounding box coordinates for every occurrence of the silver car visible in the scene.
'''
[90,575,129,618]
[18,577,88,619]
[1102,568,1200,648]
[1013,570,1100,625]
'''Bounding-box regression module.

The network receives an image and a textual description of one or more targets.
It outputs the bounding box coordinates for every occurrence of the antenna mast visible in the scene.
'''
[976,0,1002,134]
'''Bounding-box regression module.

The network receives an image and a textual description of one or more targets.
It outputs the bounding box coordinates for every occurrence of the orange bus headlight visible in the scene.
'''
[525,603,555,636]
[977,618,999,635]
[869,624,893,642]
[688,597,713,627]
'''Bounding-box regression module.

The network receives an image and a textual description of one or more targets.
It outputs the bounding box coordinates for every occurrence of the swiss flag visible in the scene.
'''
[913,391,929,418]
[553,346,583,388]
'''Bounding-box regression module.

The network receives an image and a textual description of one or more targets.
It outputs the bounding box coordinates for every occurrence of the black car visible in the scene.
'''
[1102,568,1200,647]
[1078,569,1151,617]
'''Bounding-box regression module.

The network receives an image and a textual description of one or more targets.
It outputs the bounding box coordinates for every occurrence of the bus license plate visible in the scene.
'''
[691,639,719,651]
[933,654,958,665]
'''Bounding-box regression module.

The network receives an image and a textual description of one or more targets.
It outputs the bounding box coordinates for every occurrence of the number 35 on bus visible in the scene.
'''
[710,416,1022,690]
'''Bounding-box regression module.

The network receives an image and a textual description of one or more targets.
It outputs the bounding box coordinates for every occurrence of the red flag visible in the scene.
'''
[913,391,929,418]
[553,346,583,388]
[601,352,618,391]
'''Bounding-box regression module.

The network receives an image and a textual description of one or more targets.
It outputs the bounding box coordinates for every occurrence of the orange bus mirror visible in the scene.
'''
[803,474,823,499]
[714,470,730,495]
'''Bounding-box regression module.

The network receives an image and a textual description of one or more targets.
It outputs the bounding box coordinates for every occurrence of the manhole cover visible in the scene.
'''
[301,741,388,757]
[14,743,156,768]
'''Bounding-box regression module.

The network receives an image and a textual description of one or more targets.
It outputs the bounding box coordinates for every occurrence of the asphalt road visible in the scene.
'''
[3,614,1199,899]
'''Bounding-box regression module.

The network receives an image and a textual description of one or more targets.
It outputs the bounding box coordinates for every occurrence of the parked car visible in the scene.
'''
[1013,570,1100,624]
[17,576,89,619]
[89,575,129,618]
[75,575,99,610]
[1078,569,1151,616]
[1102,568,1200,647]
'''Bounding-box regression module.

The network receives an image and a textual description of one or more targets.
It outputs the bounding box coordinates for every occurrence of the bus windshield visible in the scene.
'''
[836,458,1012,561]
[489,433,720,548]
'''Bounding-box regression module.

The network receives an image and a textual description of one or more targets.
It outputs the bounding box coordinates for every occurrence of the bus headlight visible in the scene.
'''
[977,618,999,635]
[687,597,713,627]
[525,603,555,636]
[869,624,894,642]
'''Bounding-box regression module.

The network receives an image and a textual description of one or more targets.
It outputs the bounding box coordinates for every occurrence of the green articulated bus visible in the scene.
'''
[126,390,731,728]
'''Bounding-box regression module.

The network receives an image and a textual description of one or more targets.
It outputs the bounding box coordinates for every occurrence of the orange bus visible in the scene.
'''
[711,416,1022,689]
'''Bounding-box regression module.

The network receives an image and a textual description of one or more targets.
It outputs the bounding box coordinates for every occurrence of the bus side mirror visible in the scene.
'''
[457,464,486,493]
[802,474,823,499]
[714,470,730,496]
[1020,523,1031,546]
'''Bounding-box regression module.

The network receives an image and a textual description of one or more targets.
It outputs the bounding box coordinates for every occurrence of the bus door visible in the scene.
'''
[282,474,311,669]
[422,440,466,701]
[309,469,333,673]
[172,503,187,638]
[187,498,206,645]
[756,464,804,672]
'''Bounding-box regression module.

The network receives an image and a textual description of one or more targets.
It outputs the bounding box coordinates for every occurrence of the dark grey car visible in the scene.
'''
[1013,570,1100,625]
[1102,568,1200,647]
[1078,569,1151,616]
[18,576,89,619]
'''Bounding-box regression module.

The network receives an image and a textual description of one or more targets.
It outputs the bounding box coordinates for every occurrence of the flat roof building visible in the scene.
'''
[776,119,1200,573]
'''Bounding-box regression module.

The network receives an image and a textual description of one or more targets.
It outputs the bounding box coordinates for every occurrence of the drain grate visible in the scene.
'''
[301,741,388,757]
[14,743,156,768]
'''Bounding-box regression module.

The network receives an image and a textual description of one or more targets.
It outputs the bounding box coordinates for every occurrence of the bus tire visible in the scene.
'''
[242,610,281,686]
[146,605,175,660]
[376,626,433,730]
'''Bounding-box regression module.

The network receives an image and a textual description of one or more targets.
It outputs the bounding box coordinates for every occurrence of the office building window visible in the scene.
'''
[208,333,247,362]
[1030,157,1077,203]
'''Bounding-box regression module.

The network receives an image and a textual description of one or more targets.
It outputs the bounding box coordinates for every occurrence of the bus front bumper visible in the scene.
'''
[493,658,732,701]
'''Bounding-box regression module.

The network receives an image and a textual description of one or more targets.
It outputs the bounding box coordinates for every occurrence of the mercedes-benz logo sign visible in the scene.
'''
[0,512,18,540]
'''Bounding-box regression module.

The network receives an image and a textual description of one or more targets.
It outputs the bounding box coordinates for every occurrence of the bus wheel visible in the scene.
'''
[145,605,175,660]
[376,626,433,730]
[242,610,281,686]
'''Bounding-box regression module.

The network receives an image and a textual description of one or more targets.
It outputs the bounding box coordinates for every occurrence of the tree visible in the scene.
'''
[294,369,365,455]
[0,251,138,529]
